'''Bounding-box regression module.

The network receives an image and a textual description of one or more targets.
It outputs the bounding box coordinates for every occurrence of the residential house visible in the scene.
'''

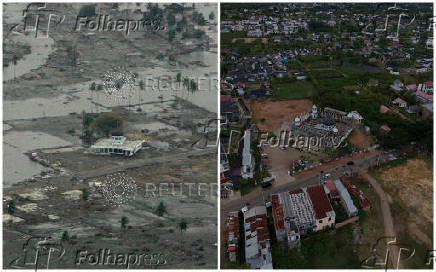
[392,97,407,108]
[380,125,391,133]
[380,105,390,114]
[420,103,433,119]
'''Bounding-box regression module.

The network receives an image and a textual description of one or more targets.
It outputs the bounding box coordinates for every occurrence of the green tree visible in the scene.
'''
[90,82,96,90]
[7,200,15,215]
[12,54,18,81]
[168,29,176,42]
[139,80,145,90]
[91,112,123,137]
[209,12,215,21]
[179,218,187,244]
[78,4,96,17]
[61,231,70,241]
[155,201,167,216]
[176,72,181,82]
[167,13,176,27]
[81,188,89,201]
[121,216,129,229]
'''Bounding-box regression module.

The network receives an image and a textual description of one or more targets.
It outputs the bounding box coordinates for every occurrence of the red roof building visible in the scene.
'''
[307,185,336,231]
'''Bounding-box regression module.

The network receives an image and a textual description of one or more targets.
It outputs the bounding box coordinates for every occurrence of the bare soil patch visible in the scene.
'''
[349,128,372,149]
[249,99,312,134]
[379,159,433,239]
[231,38,267,44]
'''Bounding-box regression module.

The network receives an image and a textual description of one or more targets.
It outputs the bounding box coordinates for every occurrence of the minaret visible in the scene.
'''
[311,104,318,119]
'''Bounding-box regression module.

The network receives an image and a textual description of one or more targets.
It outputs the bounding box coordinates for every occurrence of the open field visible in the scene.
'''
[248,99,312,134]
[270,79,316,100]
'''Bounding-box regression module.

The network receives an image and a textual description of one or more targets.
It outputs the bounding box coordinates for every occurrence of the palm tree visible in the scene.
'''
[155,201,167,216]
[121,216,129,230]
[12,54,18,81]
[179,218,187,245]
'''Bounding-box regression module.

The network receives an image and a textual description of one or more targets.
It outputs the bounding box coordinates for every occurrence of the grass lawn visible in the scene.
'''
[354,179,387,265]
[270,79,316,100]
[272,225,361,269]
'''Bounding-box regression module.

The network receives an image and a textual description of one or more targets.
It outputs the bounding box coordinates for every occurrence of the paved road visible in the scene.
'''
[221,150,383,213]
[362,173,402,269]
[76,148,216,179]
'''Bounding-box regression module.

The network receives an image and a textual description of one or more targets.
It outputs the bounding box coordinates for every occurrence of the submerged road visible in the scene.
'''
[76,147,216,179]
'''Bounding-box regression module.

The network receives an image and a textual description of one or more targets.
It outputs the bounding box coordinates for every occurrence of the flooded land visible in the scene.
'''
[3,3,218,269]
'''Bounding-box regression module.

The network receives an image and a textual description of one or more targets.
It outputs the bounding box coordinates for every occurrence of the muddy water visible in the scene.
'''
[3,131,72,187]
[3,4,55,82]
[3,3,217,186]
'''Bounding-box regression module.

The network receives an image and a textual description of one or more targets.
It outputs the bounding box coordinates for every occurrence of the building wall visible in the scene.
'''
[314,215,335,232]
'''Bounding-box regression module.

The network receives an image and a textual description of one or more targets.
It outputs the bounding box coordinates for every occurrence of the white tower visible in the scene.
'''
[295,117,301,127]
[311,105,318,119]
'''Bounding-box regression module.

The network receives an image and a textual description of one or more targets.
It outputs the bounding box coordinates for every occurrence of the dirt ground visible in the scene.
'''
[3,153,217,269]
[248,99,313,134]
[349,128,372,149]
[231,38,268,44]
[262,146,328,185]
[378,159,433,245]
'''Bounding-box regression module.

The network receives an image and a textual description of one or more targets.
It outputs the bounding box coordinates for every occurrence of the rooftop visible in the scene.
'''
[307,185,335,220]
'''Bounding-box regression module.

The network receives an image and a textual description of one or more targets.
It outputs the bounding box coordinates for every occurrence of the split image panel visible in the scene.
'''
[220,2,434,269]
[3,2,218,269]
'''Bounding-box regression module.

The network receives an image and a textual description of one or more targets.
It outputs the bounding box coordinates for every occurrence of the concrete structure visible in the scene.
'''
[90,136,144,157]
[287,188,316,234]
[242,129,254,179]
[271,193,301,248]
[334,179,358,217]
[244,206,273,269]
[311,105,318,119]
[347,111,363,123]
[307,185,336,231]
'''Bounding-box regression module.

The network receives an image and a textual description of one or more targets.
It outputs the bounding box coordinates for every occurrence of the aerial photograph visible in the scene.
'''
[3,2,218,269]
[220,3,433,269]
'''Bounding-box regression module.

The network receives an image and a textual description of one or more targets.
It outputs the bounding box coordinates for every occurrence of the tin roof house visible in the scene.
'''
[244,206,273,269]
[271,193,301,248]
[334,179,358,217]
